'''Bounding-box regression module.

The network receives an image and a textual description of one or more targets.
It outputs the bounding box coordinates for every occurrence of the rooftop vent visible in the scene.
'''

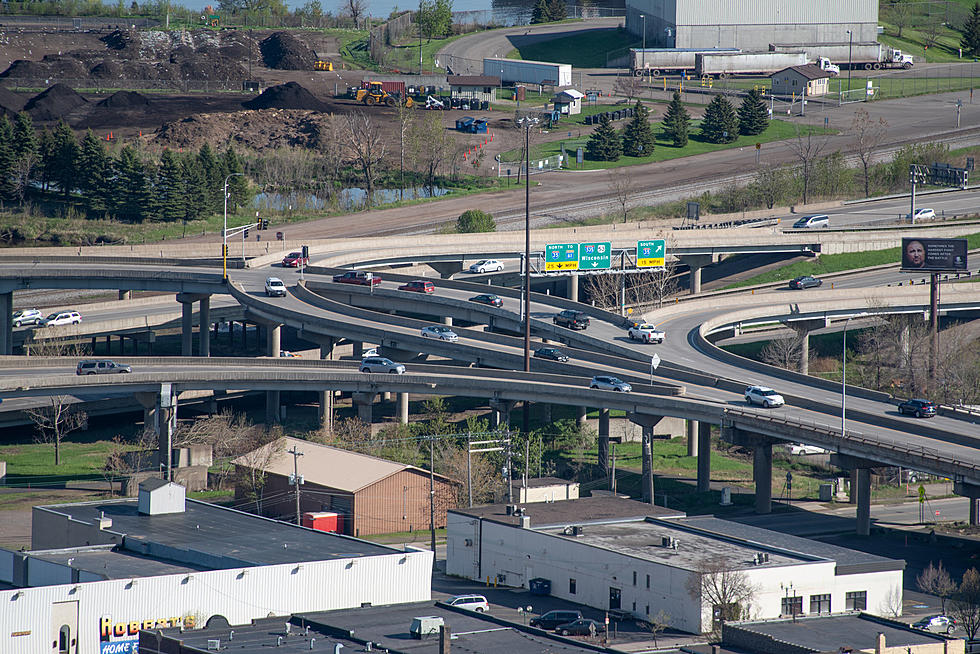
[661,536,678,549]
[572,525,584,536]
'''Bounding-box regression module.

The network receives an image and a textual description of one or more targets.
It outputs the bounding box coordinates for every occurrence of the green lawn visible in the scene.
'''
[499,119,834,170]
[0,439,137,487]
[505,28,640,68]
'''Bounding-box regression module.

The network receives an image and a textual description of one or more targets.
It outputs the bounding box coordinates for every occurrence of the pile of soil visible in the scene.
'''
[242,82,326,111]
[260,32,314,70]
[98,90,150,109]
[153,108,331,151]
[0,86,27,116]
[24,83,88,121]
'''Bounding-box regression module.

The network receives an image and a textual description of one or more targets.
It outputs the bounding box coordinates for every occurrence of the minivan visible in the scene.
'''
[792,214,829,229]
[445,594,489,612]
[529,610,583,630]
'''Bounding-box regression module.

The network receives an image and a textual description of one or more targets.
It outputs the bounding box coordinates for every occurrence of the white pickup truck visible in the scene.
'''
[627,323,665,344]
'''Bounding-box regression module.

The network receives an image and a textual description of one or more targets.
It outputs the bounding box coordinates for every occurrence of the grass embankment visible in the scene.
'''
[505,28,640,68]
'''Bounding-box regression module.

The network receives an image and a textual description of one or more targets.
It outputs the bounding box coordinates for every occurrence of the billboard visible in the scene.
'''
[901,238,968,272]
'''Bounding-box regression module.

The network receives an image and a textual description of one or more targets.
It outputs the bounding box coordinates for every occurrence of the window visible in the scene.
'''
[569,578,577,595]
[646,574,650,589]
[810,594,831,614]
[633,571,637,586]
[781,595,803,616]
[846,591,867,611]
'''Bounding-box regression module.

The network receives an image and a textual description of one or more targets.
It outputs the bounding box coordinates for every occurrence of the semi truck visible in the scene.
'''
[695,51,810,77]
[483,57,571,86]
[770,42,914,70]
[629,47,740,77]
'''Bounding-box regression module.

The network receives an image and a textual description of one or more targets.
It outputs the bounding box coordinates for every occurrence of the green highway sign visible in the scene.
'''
[545,243,579,271]
[579,241,612,270]
[637,239,667,268]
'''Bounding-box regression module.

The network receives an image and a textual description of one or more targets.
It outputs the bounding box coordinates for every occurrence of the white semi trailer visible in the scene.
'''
[695,52,808,77]
[629,48,740,76]
[482,58,572,86]
[770,42,914,70]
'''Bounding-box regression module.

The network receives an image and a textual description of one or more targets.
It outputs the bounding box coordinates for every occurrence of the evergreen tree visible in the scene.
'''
[700,95,739,144]
[155,149,186,222]
[113,145,153,222]
[12,112,40,192]
[48,121,79,200]
[0,116,14,199]
[621,101,656,157]
[661,91,690,147]
[585,113,622,161]
[963,2,980,57]
[76,130,111,216]
[546,0,566,21]
[737,88,769,136]
[530,0,549,24]
[37,127,56,191]
[197,143,223,213]
[221,147,249,211]
[181,153,208,224]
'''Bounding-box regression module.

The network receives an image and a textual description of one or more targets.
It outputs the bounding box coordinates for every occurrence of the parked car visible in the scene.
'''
[421,325,458,342]
[445,594,489,612]
[12,308,43,327]
[788,443,828,455]
[265,277,286,297]
[359,357,406,374]
[554,310,590,330]
[281,251,309,268]
[909,208,936,221]
[40,311,81,326]
[530,610,583,630]
[627,323,665,343]
[398,280,435,294]
[590,376,631,392]
[468,259,504,273]
[361,347,379,359]
[898,398,937,418]
[555,619,605,637]
[76,359,131,375]
[534,347,569,362]
[333,271,381,286]
[789,275,823,289]
[792,214,830,229]
[912,615,955,633]
[279,350,300,358]
[468,294,503,307]
[745,385,785,408]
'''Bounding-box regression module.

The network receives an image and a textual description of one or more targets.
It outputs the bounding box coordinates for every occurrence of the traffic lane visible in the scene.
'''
[808,187,980,228]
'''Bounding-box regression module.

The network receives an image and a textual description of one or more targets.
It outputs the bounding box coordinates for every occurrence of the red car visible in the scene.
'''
[398,280,434,293]
[282,252,309,268]
[333,271,381,286]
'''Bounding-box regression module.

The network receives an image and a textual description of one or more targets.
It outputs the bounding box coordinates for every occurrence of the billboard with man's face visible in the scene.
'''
[901,237,968,271]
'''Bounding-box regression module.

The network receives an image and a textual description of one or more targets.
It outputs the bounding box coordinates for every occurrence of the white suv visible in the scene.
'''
[445,594,489,612]
[12,309,43,327]
[40,311,81,326]
[265,277,287,297]
[745,385,785,408]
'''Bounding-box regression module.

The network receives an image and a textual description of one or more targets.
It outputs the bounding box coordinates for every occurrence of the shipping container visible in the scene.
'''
[629,48,740,76]
[361,80,407,95]
[482,58,571,86]
[695,51,807,77]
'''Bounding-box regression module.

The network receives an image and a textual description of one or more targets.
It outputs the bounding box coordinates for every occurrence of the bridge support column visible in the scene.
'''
[263,323,282,425]
[567,274,579,303]
[832,454,878,535]
[443,316,453,327]
[430,261,463,279]
[678,254,716,295]
[316,340,335,431]
[0,291,12,356]
[118,290,132,300]
[490,400,514,429]
[398,392,409,425]
[353,392,375,424]
[352,341,363,359]
[629,413,663,505]
[138,385,177,481]
[180,301,193,355]
[198,296,211,357]
[697,422,712,492]
[721,425,775,514]
[265,391,281,426]
[953,482,980,526]
[542,403,552,424]
[576,406,588,428]
[785,319,827,376]
[686,419,699,457]
[598,409,610,472]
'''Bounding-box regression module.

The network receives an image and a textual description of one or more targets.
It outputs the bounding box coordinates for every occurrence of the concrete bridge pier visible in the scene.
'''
[265,323,282,425]
[832,454,878,535]
[489,399,515,429]
[429,261,463,279]
[598,408,610,472]
[315,339,335,431]
[722,425,776,514]
[678,254,717,295]
[697,421,712,492]
[353,392,375,424]
[199,296,211,357]
[443,316,453,327]
[352,341,363,359]
[785,318,828,375]
[0,290,11,355]
[576,406,588,428]
[686,419,699,457]
[953,481,980,526]
[176,292,210,356]
[398,392,409,425]
[628,412,662,505]
[567,274,579,302]
[137,385,177,480]
[118,290,132,300]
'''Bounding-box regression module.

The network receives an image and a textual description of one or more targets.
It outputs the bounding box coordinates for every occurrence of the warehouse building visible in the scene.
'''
[446,497,904,634]
[1,480,432,654]
[625,0,878,51]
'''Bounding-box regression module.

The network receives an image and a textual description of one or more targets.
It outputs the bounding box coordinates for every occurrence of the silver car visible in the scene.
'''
[359,357,406,374]
[12,308,43,327]
[421,325,458,342]
[590,376,631,392]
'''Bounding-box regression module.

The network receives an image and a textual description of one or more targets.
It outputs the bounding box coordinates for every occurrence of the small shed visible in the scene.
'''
[770,64,833,97]
[496,476,580,503]
[448,75,499,103]
[552,88,584,115]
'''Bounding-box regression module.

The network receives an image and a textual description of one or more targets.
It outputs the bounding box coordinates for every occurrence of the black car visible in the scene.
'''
[898,398,937,418]
[468,293,503,307]
[555,619,606,637]
[529,610,583,630]
[554,310,590,330]
[789,275,823,289]
[534,347,569,362]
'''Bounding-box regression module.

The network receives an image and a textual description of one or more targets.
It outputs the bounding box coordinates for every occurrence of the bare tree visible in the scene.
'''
[918,561,957,614]
[788,126,829,205]
[613,74,644,104]
[851,108,888,197]
[395,101,416,200]
[887,0,913,37]
[686,556,758,634]
[950,568,980,641]
[408,111,456,193]
[341,111,388,206]
[607,167,635,223]
[752,163,792,209]
[28,396,87,466]
[344,0,367,27]
[879,583,904,618]
[633,261,680,309]
[923,17,943,50]
[760,331,809,372]
[232,434,285,514]
[638,610,671,646]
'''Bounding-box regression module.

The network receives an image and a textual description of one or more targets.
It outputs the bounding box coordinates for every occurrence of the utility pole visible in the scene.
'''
[288,446,304,525]
[466,432,473,508]
[506,434,514,504]
[429,436,436,561]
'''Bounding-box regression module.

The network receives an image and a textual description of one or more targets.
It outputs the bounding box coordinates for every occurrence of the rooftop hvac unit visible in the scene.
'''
[207,639,221,650]
[572,525,584,536]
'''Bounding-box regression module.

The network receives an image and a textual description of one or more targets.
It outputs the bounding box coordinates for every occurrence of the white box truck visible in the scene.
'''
[629,48,740,77]
[483,58,571,86]
[695,51,808,77]
[771,42,913,70]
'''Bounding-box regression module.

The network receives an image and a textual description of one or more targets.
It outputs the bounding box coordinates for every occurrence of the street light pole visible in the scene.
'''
[517,116,538,436]
[640,15,645,75]
[841,316,854,437]
[222,172,244,281]
[846,29,853,96]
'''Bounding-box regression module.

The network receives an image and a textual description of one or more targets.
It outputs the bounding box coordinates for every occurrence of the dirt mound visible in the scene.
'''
[0,86,27,113]
[242,82,326,111]
[98,90,150,109]
[260,32,314,70]
[24,83,88,121]
[89,60,125,78]
[153,108,331,151]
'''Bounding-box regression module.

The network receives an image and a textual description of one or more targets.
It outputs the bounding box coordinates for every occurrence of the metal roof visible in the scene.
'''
[724,613,948,651]
[450,496,684,527]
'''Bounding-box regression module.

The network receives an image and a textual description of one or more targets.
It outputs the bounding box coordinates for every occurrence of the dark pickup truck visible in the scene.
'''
[554,310,590,330]
[332,271,382,286]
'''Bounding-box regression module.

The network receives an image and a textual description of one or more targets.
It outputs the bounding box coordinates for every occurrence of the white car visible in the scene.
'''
[361,347,379,359]
[590,376,632,392]
[40,311,81,326]
[359,357,406,374]
[421,325,458,342]
[745,385,785,408]
[627,323,665,344]
[12,308,43,327]
[909,208,935,221]
[788,443,828,455]
[445,594,490,612]
[468,259,504,273]
[265,277,286,297]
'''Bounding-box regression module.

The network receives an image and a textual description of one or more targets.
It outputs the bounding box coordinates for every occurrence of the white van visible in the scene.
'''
[792,214,829,229]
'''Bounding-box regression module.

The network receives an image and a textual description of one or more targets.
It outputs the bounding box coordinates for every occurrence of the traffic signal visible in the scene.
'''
[262,219,270,230]
[222,244,228,256]
[244,227,249,238]
[301,245,309,259]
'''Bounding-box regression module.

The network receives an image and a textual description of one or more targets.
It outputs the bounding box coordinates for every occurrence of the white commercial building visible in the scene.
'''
[447,497,904,634]
[0,480,432,654]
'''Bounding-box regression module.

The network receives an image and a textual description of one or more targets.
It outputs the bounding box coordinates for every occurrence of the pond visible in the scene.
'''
[253,186,451,213]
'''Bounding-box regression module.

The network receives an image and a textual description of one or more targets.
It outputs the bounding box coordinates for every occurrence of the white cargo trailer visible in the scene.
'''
[695,51,808,77]
[771,42,914,70]
[629,48,740,76]
[483,58,571,86]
